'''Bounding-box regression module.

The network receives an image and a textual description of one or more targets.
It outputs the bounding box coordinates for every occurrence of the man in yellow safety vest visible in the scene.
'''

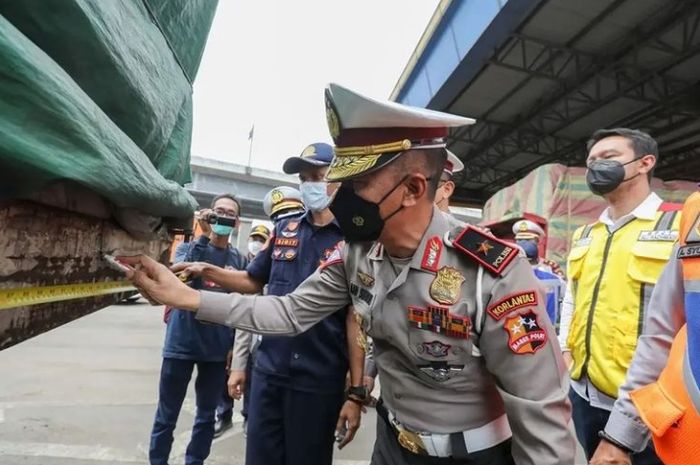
[558,128,680,465]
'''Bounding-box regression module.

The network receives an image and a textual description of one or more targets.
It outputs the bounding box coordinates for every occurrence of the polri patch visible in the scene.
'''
[275,237,299,247]
[487,291,538,320]
[284,249,297,260]
[421,236,443,272]
[638,230,678,242]
[678,244,700,259]
[503,311,547,355]
[452,226,518,275]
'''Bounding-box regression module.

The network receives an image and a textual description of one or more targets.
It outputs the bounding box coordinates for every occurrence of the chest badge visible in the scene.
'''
[357,271,375,287]
[429,266,465,305]
[417,340,451,358]
[503,311,548,355]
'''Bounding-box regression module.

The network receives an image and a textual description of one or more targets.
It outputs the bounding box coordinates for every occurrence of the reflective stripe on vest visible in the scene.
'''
[567,208,680,397]
[630,192,700,465]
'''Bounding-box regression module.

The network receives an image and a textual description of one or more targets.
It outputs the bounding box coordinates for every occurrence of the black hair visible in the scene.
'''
[211,193,242,215]
[587,128,658,180]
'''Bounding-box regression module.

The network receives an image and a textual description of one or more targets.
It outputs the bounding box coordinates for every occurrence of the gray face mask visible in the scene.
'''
[586,158,641,196]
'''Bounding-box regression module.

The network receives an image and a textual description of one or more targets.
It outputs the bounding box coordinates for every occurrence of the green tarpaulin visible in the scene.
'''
[0,0,218,219]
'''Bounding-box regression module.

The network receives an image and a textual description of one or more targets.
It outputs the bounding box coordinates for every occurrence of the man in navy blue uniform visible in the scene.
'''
[173,143,351,465]
[150,194,248,465]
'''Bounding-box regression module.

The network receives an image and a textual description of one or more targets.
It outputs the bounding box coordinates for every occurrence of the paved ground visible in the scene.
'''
[0,302,374,465]
[0,300,585,464]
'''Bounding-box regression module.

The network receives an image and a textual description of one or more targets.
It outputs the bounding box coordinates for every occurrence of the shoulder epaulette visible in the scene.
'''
[451,225,519,276]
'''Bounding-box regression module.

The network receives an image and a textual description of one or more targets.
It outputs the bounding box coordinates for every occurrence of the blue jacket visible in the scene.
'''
[246,212,348,393]
[162,235,248,362]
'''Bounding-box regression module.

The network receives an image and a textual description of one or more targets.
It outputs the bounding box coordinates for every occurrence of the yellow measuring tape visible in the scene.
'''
[0,281,136,310]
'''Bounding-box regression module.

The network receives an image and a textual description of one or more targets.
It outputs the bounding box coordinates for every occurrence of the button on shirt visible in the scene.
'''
[559,192,662,410]
[163,235,248,362]
[245,212,347,393]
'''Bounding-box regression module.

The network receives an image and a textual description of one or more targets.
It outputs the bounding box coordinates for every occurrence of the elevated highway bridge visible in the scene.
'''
[392,0,700,205]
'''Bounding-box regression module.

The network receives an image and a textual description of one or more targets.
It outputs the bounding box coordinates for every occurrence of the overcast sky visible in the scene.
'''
[191,1,440,171]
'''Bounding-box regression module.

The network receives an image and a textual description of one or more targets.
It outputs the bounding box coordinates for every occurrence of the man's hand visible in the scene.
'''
[335,400,363,450]
[195,209,213,236]
[170,261,210,279]
[589,439,632,465]
[227,370,246,400]
[118,255,200,310]
[562,351,574,370]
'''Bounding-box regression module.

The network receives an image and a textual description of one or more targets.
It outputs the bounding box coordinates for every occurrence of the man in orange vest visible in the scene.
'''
[590,191,700,465]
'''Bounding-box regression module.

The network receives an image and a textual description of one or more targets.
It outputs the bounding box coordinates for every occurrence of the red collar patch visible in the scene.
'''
[421,236,443,272]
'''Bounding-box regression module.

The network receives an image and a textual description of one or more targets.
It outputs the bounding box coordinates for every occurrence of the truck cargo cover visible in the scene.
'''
[0,0,218,220]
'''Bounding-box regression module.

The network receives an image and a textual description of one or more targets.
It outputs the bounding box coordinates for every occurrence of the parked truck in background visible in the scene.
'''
[0,1,218,350]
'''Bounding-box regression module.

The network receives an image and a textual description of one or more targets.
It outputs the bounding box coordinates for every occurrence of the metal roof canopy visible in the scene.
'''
[395,0,700,205]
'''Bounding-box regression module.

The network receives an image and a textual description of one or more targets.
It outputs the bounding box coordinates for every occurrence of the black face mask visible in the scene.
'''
[330,176,409,243]
[586,158,641,196]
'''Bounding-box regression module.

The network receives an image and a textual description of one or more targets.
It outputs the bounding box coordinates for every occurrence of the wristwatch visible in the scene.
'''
[598,430,633,455]
[345,385,369,403]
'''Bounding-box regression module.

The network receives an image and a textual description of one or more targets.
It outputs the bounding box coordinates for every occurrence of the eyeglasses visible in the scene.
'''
[213,208,238,218]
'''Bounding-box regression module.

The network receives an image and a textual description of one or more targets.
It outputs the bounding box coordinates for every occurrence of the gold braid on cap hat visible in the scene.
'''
[334,139,412,157]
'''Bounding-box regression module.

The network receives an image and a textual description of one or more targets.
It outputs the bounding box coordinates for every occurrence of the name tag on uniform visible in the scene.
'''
[574,237,592,248]
[678,244,700,259]
[638,230,678,242]
[350,282,374,306]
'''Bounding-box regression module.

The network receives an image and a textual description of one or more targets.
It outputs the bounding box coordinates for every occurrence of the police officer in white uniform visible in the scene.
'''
[122,83,576,465]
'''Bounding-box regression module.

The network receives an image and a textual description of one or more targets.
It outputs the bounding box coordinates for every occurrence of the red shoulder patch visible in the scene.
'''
[452,226,518,275]
[319,241,345,271]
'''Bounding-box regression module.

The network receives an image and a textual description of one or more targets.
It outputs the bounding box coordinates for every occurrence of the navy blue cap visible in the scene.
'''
[282,143,334,174]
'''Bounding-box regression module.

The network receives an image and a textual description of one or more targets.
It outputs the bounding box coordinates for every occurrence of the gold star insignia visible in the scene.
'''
[477,240,493,255]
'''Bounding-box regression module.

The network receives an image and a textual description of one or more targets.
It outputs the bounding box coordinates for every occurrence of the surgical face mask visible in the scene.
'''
[586,158,641,196]
[212,223,234,236]
[300,181,332,212]
[248,240,264,257]
[329,176,409,243]
[517,240,539,260]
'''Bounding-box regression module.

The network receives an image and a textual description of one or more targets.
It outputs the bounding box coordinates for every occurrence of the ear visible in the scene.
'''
[402,174,428,207]
[443,180,455,198]
[638,154,657,175]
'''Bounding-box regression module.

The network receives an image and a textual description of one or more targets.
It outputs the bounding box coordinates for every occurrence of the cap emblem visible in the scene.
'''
[271,189,284,205]
[301,145,317,158]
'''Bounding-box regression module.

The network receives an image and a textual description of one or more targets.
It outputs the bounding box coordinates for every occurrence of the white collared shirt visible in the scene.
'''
[558,192,662,410]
